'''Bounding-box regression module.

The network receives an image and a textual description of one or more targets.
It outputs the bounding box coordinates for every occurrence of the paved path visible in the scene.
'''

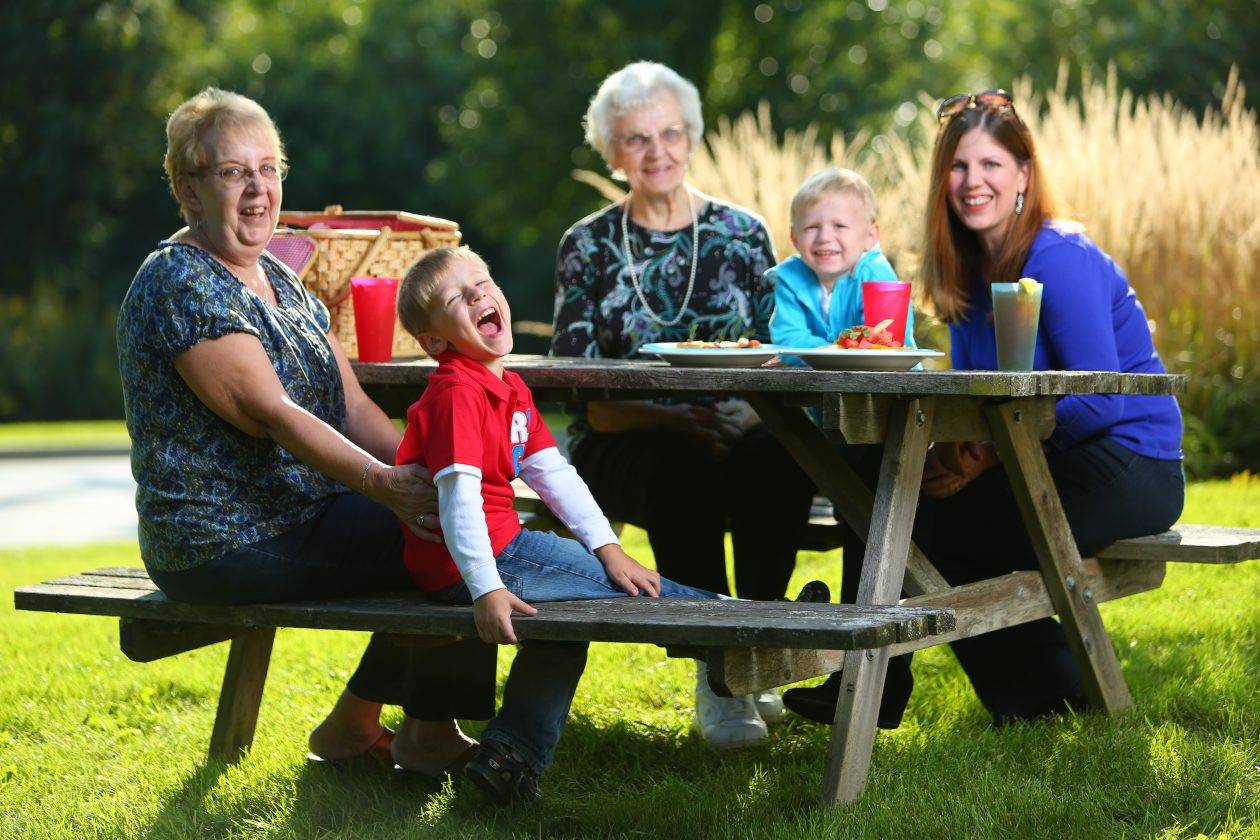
[0,454,138,547]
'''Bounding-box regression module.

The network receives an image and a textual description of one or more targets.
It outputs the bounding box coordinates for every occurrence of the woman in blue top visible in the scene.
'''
[785,90,1184,727]
[116,88,492,776]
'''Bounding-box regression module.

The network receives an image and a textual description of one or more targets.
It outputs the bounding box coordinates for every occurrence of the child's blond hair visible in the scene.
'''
[789,166,878,229]
[397,246,487,337]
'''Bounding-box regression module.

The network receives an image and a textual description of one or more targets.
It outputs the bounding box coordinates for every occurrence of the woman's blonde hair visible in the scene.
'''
[921,107,1056,322]
[164,87,285,224]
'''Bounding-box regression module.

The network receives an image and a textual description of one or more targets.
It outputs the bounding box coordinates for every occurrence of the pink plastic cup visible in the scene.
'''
[861,281,912,344]
[350,276,399,362]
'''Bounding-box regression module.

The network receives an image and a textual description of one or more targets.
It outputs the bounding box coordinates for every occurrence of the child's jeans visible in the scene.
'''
[434,528,719,774]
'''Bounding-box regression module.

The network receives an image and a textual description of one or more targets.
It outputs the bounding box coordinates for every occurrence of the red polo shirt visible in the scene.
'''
[396,351,557,591]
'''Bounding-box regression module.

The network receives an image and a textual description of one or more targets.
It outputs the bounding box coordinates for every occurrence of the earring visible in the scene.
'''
[1015,192,1025,216]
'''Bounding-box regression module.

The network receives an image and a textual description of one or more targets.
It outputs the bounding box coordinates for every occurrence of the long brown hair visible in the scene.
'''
[921,107,1057,322]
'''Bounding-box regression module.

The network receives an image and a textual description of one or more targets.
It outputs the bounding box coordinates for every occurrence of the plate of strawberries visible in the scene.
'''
[778,321,943,371]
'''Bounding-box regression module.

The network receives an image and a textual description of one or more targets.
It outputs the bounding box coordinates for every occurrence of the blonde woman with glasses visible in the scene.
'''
[116,87,494,779]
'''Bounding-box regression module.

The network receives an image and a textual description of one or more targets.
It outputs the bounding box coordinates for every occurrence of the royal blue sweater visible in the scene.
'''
[950,224,1182,460]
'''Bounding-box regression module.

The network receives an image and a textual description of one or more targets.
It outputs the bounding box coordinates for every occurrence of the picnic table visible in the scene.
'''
[355,354,1191,805]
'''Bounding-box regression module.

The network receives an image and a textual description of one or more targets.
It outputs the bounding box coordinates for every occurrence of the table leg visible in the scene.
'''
[985,401,1133,712]
[746,394,949,597]
[821,398,934,805]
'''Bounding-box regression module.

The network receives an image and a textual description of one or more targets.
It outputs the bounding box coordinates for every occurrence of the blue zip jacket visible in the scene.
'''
[768,247,916,348]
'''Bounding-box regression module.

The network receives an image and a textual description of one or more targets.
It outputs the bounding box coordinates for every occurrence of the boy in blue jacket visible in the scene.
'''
[768,167,915,347]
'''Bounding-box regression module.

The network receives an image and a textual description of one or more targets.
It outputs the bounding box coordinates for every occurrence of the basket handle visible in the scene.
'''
[328,227,394,309]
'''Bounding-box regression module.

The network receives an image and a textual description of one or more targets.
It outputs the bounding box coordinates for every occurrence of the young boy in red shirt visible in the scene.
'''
[394,246,725,806]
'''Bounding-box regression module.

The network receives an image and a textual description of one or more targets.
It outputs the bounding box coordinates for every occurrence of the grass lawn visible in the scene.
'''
[1,476,1256,838]
[0,420,131,451]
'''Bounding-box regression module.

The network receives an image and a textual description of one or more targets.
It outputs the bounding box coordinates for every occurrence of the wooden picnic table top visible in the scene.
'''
[354,355,1184,400]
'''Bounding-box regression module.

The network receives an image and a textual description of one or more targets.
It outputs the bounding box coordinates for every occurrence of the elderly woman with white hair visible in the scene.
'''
[551,62,817,748]
[115,87,494,777]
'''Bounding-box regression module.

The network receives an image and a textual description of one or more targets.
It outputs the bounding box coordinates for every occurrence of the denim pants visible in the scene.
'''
[147,492,496,721]
[435,528,719,773]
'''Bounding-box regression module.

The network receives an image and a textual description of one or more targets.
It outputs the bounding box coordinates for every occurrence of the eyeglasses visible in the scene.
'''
[611,124,689,153]
[188,162,288,186]
[936,89,1017,125]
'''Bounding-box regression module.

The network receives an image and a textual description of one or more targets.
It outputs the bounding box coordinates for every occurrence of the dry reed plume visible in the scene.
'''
[573,65,1260,474]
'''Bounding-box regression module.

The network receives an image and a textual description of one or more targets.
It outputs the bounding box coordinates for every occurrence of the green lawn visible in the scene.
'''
[0,420,131,451]
[1,477,1256,838]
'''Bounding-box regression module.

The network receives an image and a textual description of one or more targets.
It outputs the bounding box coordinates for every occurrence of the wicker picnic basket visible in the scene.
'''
[269,206,462,359]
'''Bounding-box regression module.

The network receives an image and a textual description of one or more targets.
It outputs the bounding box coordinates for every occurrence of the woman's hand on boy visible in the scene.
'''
[473,588,538,645]
[366,463,442,542]
[596,545,661,596]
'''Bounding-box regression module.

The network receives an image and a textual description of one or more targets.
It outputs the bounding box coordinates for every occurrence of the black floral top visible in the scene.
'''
[551,199,777,443]
[117,242,347,572]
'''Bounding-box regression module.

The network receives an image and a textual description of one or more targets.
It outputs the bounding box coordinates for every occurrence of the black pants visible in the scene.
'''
[570,422,817,599]
[841,437,1184,723]
[148,493,497,721]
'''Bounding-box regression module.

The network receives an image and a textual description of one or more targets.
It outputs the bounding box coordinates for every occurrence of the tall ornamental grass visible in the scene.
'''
[575,66,1260,477]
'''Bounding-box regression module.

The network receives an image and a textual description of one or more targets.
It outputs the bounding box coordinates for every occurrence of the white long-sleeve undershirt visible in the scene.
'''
[434,446,619,601]
[518,447,620,552]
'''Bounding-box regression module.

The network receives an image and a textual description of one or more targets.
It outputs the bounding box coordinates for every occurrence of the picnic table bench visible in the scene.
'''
[13,568,954,763]
[14,355,1259,809]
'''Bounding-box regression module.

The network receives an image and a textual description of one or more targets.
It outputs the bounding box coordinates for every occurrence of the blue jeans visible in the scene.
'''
[436,528,719,773]
[146,492,496,721]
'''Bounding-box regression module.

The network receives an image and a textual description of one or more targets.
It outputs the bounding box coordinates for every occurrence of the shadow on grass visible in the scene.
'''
[140,759,230,837]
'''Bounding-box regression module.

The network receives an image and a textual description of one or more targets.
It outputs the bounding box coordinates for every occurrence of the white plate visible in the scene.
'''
[638,342,783,368]
[778,347,944,371]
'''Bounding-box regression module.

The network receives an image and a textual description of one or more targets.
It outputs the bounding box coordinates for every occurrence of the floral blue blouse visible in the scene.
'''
[117,242,347,572]
[551,199,777,444]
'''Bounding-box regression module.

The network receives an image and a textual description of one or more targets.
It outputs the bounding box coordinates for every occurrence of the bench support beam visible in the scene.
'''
[119,618,240,663]
[706,558,1166,696]
[208,627,275,763]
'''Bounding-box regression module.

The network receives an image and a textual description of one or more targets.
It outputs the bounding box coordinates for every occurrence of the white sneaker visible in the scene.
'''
[752,688,786,723]
[694,663,768,749]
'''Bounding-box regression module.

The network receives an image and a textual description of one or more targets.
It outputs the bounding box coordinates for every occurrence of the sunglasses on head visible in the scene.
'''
[936,89,1017,125]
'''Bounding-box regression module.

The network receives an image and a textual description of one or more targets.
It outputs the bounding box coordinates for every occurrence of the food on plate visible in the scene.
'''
[675,337,763,349]
[833,319,905,350]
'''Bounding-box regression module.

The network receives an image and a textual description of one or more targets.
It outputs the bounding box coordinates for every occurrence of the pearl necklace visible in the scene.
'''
[621,189,699,327]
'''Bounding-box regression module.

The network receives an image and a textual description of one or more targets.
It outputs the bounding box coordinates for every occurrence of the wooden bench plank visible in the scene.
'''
[1096,524,1260,564]
[15,579,953,651]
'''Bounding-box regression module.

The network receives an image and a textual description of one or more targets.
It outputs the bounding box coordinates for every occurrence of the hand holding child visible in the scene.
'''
[596,544,661,596]
[473,588,538,645]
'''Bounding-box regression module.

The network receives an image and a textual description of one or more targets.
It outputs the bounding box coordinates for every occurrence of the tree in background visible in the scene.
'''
[1,0,1256,475]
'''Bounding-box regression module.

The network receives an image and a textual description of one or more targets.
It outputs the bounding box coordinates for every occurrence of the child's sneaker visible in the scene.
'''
[463,740,541,807]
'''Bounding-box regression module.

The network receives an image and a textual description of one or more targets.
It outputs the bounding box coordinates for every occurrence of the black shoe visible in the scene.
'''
[782,674,842,724]
[463,740,541,807]
[794,580,831,603]
[783,658,914,729]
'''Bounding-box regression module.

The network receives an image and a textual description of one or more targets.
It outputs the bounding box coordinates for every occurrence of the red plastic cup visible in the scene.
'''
[350,276,399,362]
[861,281,912,344]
